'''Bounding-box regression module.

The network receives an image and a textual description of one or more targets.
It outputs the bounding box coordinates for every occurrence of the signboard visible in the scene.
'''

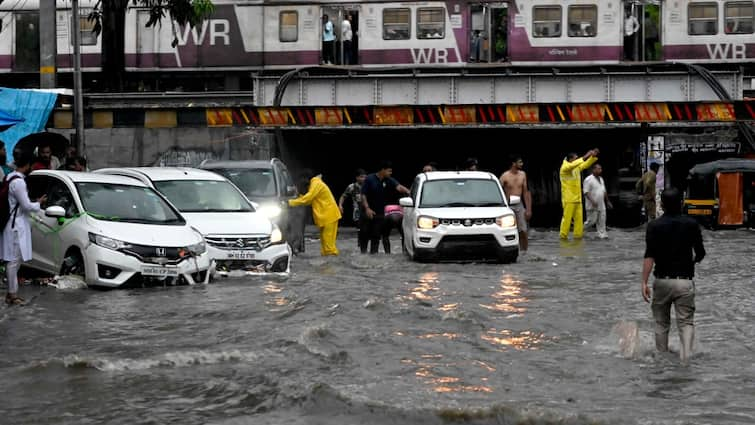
[668,141,740,154]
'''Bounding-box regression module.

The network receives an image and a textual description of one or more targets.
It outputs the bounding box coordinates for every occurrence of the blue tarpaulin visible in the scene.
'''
[0,109,25,131]
[0,87,58,156]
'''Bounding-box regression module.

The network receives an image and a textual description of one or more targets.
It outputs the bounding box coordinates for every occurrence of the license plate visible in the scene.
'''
[227,250,256,260]
[687,209,712,215]
[141,266,179,277]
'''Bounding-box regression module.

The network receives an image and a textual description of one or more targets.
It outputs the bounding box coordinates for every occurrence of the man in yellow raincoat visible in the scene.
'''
[559,149,599,239]
[288,170,342,256]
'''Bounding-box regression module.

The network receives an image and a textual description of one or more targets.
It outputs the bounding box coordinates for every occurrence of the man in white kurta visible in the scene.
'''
[3,154,45,305]
[583,163,611,239]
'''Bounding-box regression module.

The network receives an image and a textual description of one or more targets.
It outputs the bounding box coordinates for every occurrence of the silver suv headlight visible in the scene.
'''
[88,233,131,251]
[270,226,283,244]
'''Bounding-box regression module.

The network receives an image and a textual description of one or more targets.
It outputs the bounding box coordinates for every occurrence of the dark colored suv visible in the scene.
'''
[199,158,303,249]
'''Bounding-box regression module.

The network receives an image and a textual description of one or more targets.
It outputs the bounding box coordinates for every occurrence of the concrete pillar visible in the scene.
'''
[39,0,57,88]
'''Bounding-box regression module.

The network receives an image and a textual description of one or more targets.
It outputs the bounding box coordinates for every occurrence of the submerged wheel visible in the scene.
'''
[61,249,86,279]
[497,249,519,264]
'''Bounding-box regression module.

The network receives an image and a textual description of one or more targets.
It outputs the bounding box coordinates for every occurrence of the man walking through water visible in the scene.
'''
[636,162,660,221]
[583,163,612,239]
[559,149,599,239]
[500,154,532,251]
[641,187,705,365]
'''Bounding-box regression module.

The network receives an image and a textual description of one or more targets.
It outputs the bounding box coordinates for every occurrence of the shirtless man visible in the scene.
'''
[500,154,532,251]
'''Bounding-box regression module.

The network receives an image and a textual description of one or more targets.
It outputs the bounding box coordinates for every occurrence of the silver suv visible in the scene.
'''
[199,159,303,249]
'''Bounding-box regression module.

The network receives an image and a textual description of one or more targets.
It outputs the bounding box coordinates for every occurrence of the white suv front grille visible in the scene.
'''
[439,218,496,226]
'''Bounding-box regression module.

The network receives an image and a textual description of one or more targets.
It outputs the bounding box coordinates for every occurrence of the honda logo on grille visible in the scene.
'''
[156,247,167,257]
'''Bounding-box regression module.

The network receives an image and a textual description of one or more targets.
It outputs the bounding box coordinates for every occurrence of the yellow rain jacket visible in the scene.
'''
[288,176,342,226]
[560,156,598,204]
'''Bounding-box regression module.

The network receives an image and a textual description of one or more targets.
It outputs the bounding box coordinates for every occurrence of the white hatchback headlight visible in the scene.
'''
[496,215,517,229]
[188,240,206,255]
[258,204,282,218]
[88,233,131,250]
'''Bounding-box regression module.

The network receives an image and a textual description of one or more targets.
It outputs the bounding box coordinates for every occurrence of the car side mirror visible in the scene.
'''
[399,197,413,207]
[286,185,297,197]
[45,206,66,218]
[509,195,521,206]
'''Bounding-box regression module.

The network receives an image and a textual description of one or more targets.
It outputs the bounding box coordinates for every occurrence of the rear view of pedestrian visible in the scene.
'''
[641,187,705,364]
[288,169,341,256]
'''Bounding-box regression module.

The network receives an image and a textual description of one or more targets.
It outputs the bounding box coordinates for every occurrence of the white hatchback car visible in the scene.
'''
[94,167,292,275]
[26,170,212,288]
[400,171,520,263]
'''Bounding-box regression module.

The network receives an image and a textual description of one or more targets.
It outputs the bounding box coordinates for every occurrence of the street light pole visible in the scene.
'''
[72,0,86,155]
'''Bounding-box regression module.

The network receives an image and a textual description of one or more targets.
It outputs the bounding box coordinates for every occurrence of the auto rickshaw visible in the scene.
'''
[683,158,755,228]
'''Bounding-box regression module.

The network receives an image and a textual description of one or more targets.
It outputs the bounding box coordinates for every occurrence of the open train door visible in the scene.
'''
[717,172,745,226]
[470,3,508,62]
[321,5,360,65]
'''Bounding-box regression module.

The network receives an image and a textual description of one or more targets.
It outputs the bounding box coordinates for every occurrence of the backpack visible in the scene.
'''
[0,174,22,230]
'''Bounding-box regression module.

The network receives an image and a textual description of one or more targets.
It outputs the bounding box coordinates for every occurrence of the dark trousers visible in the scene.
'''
[360,215,385,254]
[381,214,404,254]
[322,40,334,64]
[342,40,352,64]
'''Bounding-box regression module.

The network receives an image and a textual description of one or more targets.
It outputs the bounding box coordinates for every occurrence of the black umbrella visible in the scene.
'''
[14,131,70,157]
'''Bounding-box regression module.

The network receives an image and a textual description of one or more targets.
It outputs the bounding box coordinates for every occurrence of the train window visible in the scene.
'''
[725,1,754,34]
[688,3,718,35]
[533,6,562,38]
[279,11,299,42]
[417,8,445,39]
[567,5,597,37]
[71,9,98,46]
[383,8,411,40]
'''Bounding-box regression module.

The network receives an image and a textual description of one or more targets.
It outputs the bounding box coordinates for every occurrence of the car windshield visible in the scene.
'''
[212,168,277,198]
[419,179,505,208]
[76,182,184,224]
[153,180,254,213]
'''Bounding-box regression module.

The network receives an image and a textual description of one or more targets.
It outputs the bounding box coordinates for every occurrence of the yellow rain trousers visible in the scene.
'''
[559,156,597,239]
[288,176,342,256]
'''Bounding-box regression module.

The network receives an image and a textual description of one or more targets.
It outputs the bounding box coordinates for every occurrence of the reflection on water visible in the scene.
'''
[479,273,528,315]
[405,356,494,394]
[408,272,440,302]
[481,328,545,351]
[418,332,460,340]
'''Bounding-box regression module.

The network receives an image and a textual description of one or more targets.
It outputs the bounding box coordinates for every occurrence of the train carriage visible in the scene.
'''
[0,0,752,76]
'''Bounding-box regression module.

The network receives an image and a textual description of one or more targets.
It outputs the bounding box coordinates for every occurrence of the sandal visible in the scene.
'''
[5,295,24,305]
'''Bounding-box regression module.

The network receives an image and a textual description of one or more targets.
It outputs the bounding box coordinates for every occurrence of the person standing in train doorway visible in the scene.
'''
[624,8,640,60]
[341,13,354,65]
[322,14,336,65]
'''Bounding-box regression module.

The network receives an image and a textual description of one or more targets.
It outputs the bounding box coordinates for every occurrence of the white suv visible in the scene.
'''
[400,171,519,263]
[95,167,292,275]
[26,171,212,288]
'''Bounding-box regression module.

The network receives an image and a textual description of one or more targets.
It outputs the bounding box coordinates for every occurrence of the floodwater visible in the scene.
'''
[1,227,754,425]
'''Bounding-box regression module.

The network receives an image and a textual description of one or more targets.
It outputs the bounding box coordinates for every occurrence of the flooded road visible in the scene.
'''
[2,227,754,424]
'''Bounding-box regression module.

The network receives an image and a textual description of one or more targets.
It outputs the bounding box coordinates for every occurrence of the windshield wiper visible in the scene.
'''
[476,202,505,207]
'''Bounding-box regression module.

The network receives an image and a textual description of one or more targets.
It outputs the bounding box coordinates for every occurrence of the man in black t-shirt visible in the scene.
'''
[641,187,705,364]
[360,160,410,254]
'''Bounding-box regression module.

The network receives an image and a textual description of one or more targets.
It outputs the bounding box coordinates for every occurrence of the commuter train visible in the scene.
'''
[0,0,753,74]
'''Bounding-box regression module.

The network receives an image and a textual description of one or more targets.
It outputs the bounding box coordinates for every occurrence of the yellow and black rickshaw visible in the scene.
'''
[684,158,755,228]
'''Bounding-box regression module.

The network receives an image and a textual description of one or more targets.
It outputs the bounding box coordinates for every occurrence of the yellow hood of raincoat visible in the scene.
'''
[288,176,342,226]
[559,156,597,204]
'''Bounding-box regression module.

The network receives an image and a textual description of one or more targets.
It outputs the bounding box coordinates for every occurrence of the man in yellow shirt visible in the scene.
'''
[288,169,342,256]
[559,149,599,239]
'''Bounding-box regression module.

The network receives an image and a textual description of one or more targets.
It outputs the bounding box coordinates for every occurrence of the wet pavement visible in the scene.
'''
[1,226,754,425]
